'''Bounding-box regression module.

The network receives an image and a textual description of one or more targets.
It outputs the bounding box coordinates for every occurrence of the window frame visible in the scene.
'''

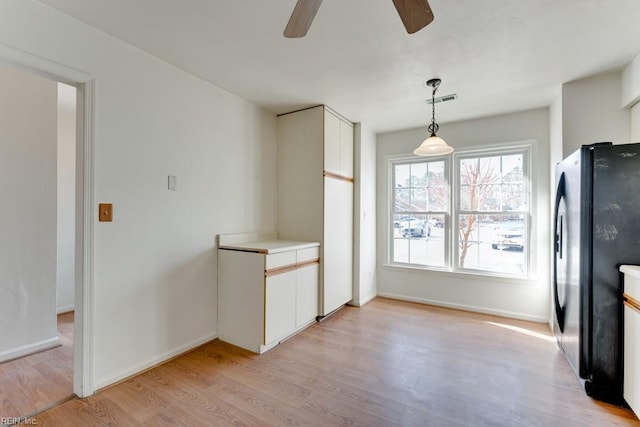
[389,155,451,270]
[452,146,532,277]
[387,142,534,279]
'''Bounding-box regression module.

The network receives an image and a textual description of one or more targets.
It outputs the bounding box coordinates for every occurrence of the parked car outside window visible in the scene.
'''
[491,221,524,250]
[400,219,431,238]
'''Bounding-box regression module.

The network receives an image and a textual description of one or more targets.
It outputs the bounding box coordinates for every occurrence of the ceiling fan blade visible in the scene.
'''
[392,0,434,34]
[284,0,323,38]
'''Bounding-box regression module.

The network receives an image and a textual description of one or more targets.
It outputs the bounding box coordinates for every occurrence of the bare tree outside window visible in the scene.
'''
[457,153,528,274]
[458,158,500,267]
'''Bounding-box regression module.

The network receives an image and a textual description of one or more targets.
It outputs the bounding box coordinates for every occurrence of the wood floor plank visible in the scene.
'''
[0,313,73,419]
[23,298,640,426]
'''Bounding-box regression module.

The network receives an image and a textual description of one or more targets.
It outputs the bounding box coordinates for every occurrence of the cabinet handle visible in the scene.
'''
[323,170,354,183]
[265,264,297,277]
[296,258,320,269]
[264,259,320,277]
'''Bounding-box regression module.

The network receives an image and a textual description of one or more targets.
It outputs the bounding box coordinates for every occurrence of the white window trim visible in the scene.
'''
[389,155,451,269]
[386,140,536,280]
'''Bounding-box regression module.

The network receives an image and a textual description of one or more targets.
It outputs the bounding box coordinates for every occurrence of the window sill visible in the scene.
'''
[382,263,537,285]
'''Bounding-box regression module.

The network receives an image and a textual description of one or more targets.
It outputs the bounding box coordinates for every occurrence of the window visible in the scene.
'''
[392,159,448,268]
[390,146,531,277]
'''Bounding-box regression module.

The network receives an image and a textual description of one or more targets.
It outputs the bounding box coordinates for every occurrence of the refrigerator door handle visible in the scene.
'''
[558,216,563,259]
[553,173,566,333]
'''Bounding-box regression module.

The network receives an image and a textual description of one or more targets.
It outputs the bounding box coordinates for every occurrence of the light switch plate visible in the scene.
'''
[168,175,177,191]
[99,203,113,222]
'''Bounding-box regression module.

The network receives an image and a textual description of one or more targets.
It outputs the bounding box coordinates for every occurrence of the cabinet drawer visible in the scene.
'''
[297,247,320,263]
[266,251,296,270]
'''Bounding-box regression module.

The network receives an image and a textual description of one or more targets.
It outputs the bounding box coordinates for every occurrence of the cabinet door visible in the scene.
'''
[324,110,341,174]
[324,110,354,178]
[264,272,296,345]
[296,263,319,327]
[339,119,354,178]
[322,177,353,315]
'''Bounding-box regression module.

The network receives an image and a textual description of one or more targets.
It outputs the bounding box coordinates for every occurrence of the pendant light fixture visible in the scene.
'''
[414,78,454,156]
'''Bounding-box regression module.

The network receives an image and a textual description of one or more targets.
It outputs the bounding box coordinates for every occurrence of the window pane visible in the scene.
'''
[395,164,410,188]
[480,156,500,185]
[428,187,445,211]
[394,214,446,268]
[485,215,527,274]
[425,217,445,266]
[458,214,478,268]
[477,215,496,243]
[427,161,445,186]
[459,158,477,185]
[502,154,523,183]
[395,188,410,211]
[410,162,427,187]
[502,183,525,211]
[479,184,500,211]
[410,188,427,211]
[393,237,409,263]
[458,215,479,242]
[459,184,477,210]
[400,214,427,239]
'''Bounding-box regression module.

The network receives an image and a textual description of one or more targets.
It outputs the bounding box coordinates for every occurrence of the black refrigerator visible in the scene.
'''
[553,142,640,404]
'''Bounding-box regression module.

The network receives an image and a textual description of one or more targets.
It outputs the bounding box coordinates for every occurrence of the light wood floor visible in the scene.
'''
[0,312,74,419]
[26,299,640,426]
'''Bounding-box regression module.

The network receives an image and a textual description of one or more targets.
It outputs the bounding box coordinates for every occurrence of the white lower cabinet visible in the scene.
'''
[218,240,320,354]
[264,271,296,345]
[296,262,319,328]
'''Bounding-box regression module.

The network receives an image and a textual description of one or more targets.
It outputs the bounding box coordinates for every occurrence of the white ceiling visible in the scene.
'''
[37,0,640,133]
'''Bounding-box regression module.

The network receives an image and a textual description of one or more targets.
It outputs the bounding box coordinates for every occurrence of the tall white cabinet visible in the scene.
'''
[277,105,354,317]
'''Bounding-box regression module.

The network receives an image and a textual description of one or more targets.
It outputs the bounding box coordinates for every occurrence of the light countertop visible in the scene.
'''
[218,240,319,254]
[621,265,640,279]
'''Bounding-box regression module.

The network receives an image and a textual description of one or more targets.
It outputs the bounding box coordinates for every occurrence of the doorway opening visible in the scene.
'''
[0,46,95,418]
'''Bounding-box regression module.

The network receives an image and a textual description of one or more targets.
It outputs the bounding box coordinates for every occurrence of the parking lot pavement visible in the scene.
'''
[393,225,525,274]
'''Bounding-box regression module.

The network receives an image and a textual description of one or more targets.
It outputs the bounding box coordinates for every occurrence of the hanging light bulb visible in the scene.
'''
[414,78,454,156]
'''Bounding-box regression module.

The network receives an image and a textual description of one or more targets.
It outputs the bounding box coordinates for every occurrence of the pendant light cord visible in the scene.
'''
[428,84,439,137]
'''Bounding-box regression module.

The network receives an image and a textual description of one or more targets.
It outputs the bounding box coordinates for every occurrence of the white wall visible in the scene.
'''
[0,62,59,362]
[622,53,640,141]
[57,82,76,314]
[377,108,551,322]
[632,105,640,141]
[0,0,277,389]
[561,71,630,157]
[622,52,640,109]
[352,123,377,306]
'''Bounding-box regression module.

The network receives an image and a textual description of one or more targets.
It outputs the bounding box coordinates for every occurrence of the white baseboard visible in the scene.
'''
[94,332,218,391]
[0,336,61,363]
[377,292,549,323]
[349,292,377,308]
[57,305,75,314]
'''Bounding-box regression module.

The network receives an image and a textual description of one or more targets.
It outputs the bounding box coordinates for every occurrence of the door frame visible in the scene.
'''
[0,43,95,397]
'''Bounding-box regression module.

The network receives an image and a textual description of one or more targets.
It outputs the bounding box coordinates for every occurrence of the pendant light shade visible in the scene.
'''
[413,135,454,156]
[414,78,454,157]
